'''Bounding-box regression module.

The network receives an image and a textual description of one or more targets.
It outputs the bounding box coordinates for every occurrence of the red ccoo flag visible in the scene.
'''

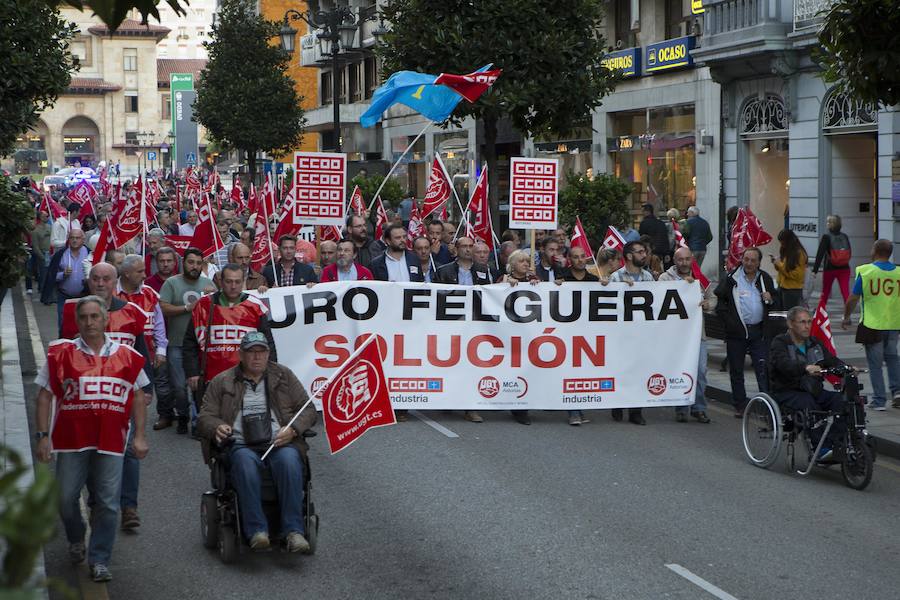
[163,235,193,256]
[406,201,425,249]
[319,225,342,242]
[570,216,595,261]
[810,297,841,386]
[727,207,772,270]
[67,180,97,217]
[190,195,224,258]
[374,196,389,241]
[601,225,626,268]
[434,68,502,103]
[421,156,452,219]
[320,335,396,454]
[348,185,366,216]
[230,177,245,212]
[467,167,494,250]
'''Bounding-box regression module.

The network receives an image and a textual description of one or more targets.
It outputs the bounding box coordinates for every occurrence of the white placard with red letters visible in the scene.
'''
[292,151,347,227]
[509,157,559,229]
[260,281,702,411]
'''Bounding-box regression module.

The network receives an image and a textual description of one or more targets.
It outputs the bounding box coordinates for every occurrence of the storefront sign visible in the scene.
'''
[789,220,817,234]
[292,151,346,227]
[691,0,704,14]
[609,136,643,152]
[509,157,558,229]
[601,48,641,78]
[171,73,198,171]
[645,36,696,74]
[262,281,702,410]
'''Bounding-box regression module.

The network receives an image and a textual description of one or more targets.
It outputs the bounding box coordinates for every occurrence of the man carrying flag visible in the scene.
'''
[727,207,772,270]
[197,332,315,553]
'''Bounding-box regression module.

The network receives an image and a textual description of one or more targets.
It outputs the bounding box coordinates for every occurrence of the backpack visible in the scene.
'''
[828,233,850,268]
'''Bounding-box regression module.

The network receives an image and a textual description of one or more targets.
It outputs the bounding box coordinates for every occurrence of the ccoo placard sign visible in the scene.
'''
[509,157,559,230]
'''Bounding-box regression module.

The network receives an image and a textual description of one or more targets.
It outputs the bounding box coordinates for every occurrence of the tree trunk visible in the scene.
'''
[246,149,257,189]
[482,115,500,235]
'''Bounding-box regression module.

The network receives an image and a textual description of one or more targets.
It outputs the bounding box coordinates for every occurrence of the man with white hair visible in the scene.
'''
[145,228,168,275]
[684,205,713,267]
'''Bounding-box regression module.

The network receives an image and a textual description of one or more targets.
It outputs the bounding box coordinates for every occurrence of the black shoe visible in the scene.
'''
[628,412,646,426]
[692,411,711,424]
[176,418,188,434]
[511,411,531,425]
[676,412,688,423]
[153,417,173,431]
[611,408,623,422]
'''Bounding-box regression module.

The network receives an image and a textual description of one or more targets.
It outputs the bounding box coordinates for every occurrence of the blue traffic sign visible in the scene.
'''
[186,152,197,164]
[147,151,158,161]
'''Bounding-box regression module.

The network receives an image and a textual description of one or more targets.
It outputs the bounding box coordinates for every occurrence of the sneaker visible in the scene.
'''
[90,563,112,583]
[892,393,900,409]
[25,289,33,295]
[464,411,483,423]
[579,416,591,424]
[176,417,189,434]
[249,531,270,551]
[121,507,140,531]
[816,446,834,462]
[676,412,688,423]
[68,542,86,564]
[568,414,582,426]
[285,531,310,553]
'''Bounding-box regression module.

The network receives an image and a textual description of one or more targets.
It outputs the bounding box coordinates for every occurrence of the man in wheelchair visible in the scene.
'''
[197,332,317,553]
[769,306,850,461]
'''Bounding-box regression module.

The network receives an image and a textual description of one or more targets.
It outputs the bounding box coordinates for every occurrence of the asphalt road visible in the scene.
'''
[20,292,900,600]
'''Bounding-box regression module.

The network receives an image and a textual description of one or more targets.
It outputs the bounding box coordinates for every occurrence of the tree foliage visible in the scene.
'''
[0,177,36,289]
[558,172,631,250]
[818,0,900,107]
[350,174,405,210]
[45,0,187,32]
[0,0,76,156]
[194,0,306,182]
[377,0,618,218]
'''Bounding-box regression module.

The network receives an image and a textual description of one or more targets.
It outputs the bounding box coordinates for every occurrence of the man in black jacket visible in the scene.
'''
[638,203,671,264]
[714,247,776,417]
[434,236,493,286]
[370,224,425,283]
[770,306,847,459]
[262,235,318,288]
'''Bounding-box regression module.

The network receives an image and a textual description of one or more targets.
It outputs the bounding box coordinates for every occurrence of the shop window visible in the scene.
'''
[125,94,139,113]
[123,48,138,71]
[64,135,95,155]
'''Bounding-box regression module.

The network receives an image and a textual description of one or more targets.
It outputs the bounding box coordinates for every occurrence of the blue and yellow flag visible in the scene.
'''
[360,70,462,128]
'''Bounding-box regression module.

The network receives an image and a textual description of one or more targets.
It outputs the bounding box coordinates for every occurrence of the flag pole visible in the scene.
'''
[435,153,468,221]
[260,333,379,460]
[262,191,278,284]
[367,121,432,211]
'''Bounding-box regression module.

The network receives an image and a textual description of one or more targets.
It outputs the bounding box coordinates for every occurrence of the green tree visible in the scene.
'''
[818,0,900,106]
[350,174,405,210]
[194,0,305,188]
[45,0,186,32]
[558,172,631,250]
[0,0,76,155]
[0,177,36,291]
[378,0,618,224]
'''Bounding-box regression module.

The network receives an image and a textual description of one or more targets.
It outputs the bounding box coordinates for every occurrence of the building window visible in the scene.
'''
[161,94,171,120]
[666,0,686,39]
[321,70,332,105]
[64,135,95,155]
[70,36,92,67]
[125,94,139,113]
[339,66,347,103]
[349,62,362,103]
[364,56,377,99]
[125,131,139,145]
[614,0,632,47]
[196,27,205,39]
[123,48,138,71]
[740,95,788,136]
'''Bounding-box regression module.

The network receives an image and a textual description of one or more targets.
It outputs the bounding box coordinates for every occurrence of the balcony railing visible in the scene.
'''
[793,0,835,31]
[703,0,774,37]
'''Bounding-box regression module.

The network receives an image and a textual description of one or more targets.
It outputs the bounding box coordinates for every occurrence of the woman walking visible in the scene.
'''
[771,229,808,309]
[813,214,852,303]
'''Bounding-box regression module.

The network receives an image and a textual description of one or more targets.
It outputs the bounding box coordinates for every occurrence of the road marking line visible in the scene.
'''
[665,564,740,600]
[410,410,459,438]
[876,457,900,474]
[22,291,46,368]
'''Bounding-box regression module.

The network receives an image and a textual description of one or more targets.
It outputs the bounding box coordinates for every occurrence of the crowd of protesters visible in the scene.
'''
[19,167,899,582]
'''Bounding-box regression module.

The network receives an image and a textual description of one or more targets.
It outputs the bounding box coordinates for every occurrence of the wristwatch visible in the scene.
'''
[34,431,49,440]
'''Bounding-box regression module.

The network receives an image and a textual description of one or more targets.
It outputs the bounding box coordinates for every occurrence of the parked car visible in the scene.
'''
[42,175,66,191]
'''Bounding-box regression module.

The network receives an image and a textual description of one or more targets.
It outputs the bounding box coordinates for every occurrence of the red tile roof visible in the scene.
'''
[88,19,170,38]
[66,77,122,93]
[157,59,207,87]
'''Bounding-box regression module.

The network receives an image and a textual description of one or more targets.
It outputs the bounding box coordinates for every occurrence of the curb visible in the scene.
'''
[707,384,900,462]
[0,286,49,598]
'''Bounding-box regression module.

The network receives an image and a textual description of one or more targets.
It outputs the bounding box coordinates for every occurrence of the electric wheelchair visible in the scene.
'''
[200,432,320,563]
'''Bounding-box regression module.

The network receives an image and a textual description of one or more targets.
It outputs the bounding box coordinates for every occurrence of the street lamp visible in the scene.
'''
[136,131,155,177]
[280,1,372,153]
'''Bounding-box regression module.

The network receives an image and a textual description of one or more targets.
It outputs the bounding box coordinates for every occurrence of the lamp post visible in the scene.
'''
[136,131,155,178]
[279,2,366,153]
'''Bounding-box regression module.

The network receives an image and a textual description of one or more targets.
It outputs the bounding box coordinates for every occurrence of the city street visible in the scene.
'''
[12,288,900,600]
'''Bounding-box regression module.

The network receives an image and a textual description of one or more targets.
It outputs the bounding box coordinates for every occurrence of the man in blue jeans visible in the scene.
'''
[842,239,900,410]
[197,332,317,553]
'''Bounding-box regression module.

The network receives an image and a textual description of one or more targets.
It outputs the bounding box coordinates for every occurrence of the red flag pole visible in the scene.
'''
[262,191,278,284]
[366,122,432,211]
[260,333,380,460]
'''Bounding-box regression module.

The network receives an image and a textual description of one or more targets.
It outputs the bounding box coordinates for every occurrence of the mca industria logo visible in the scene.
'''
[388,378,444,393]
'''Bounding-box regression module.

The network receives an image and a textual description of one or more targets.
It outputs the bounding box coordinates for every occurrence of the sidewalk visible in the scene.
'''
[705,292,900,460]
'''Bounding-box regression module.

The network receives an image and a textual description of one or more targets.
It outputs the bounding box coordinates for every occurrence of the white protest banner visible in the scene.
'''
[509,157,558,229]
[292,151,346,227]
[261,281,702,411]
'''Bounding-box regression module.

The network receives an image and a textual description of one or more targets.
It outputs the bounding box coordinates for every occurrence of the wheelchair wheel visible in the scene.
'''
[841,434,873,491]
[306,515,318,555]
[742,394,783,468]
[219,524,239,564]
[201,493,219,549]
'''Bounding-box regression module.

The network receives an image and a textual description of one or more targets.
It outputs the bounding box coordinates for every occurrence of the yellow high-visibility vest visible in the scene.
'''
[857,263,900,330]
